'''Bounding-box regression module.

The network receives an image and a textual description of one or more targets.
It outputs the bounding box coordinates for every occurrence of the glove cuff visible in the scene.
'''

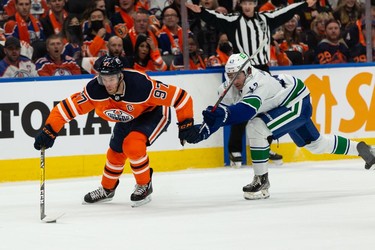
[177,118,194,129]
[43,124,58,139]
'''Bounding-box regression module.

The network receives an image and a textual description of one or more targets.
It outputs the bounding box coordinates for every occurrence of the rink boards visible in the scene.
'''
[1,64,375,181]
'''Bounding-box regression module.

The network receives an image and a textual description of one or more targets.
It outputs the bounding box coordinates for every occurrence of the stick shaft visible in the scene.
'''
[211,58,250,112]
[40,148,46,220]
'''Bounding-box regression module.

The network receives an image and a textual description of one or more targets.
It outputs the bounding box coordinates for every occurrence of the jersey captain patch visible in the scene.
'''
[104,109,134,122]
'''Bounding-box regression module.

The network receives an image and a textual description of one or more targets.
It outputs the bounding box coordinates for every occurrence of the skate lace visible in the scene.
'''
[250,176,261,186]
[90,187,107,200]
[133,184,148,195]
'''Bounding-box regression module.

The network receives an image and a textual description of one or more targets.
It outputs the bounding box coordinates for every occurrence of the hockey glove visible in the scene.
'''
[186,123,212,144]
[34,124,58,150]
[178,118,200,145]
[202,106,229,132]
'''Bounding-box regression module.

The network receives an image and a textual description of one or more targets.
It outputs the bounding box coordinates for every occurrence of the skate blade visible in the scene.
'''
[243,190,270,200]
[131,196,152,208]
[82,197,113,205]
[365,163,375,170]
[230,161,242,168]
[270,159,283,165]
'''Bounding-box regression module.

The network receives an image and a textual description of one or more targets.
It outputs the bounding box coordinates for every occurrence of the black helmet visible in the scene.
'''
[94,55,123,75]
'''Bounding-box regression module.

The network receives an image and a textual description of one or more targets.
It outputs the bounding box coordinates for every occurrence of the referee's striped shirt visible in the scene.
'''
[199,1,307,66]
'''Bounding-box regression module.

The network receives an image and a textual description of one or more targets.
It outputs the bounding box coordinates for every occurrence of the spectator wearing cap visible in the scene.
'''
[0,36,38,77]
[40,0,68,39]
[4,0,45,45]
[314,18,352,64]
[35,34,81,76]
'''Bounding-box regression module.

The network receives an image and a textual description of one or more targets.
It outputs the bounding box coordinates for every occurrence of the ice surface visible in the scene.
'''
[1,159,375,250]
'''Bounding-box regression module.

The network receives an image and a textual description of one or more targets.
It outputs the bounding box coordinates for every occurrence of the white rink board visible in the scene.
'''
[0,72,223,159]
[1,64,375,160]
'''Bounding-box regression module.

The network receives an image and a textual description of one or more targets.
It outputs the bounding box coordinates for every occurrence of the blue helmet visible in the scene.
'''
[94,55,123,75]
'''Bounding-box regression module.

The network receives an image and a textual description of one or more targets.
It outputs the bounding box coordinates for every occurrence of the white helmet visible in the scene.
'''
[225,53,252,81]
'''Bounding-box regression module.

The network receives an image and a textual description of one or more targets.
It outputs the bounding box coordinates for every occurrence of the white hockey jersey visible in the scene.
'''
[0,57,38,78]
[218,68,310,118]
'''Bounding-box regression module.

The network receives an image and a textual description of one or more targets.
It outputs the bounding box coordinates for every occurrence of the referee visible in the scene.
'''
[187,0,317,166]
[186,0,317,72]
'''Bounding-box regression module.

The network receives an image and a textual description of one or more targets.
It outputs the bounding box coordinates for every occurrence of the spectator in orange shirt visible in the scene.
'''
[206,33,233,67]
[269,39,292,66]
[279,15,309,64]
[35,34,81,76]
[259,0,286,12]
[4,0,45,44]
[3,0,48,19]
[40,0,67,39]
[133,33,167,73]
[111,0,135,30]
[82,8,112,57]
[170,34,206,70]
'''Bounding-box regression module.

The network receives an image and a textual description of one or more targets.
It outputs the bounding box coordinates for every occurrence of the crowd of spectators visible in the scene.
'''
[0,0,374,78]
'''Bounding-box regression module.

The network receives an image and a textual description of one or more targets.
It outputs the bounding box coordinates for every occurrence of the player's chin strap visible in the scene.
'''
[112,74,125,102]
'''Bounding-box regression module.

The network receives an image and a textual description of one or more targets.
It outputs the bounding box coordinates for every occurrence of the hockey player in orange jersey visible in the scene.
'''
[34,55,200,207]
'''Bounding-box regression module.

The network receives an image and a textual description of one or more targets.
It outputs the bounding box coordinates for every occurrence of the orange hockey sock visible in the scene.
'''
[123,131,150,185]
[101,148,126,190]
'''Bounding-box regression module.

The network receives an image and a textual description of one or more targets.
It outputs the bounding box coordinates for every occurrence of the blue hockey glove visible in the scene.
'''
[187,124,212,144]
[202,105,229,132]
[34,124,58,150]
[178,118,200,145]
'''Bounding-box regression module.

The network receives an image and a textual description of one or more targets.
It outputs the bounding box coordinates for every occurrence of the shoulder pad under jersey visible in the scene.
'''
[122,70,153,102]
[85,77,110,100]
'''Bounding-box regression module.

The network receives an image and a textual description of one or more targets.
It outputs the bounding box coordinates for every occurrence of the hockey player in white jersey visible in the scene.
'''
[218,65,283,167]
[190,53,375,200]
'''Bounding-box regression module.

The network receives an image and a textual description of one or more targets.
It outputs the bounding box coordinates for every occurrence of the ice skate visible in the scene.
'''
[269,151,283,165]
[83,180,119,204]
[229,152,242,168]
[243,173,270,200]
[357,141,375,170]
[131,168,153,207]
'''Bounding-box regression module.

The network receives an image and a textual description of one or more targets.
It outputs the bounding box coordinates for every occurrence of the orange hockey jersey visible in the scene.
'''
[46,69,194,133]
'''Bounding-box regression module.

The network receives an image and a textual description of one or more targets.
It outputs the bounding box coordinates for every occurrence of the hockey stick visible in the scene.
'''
[181,29,268,144]
[200,32,269,124]
[40,147,64,223]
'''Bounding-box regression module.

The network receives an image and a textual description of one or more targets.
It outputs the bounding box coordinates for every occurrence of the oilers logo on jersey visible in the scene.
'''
[104,109,134,122]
